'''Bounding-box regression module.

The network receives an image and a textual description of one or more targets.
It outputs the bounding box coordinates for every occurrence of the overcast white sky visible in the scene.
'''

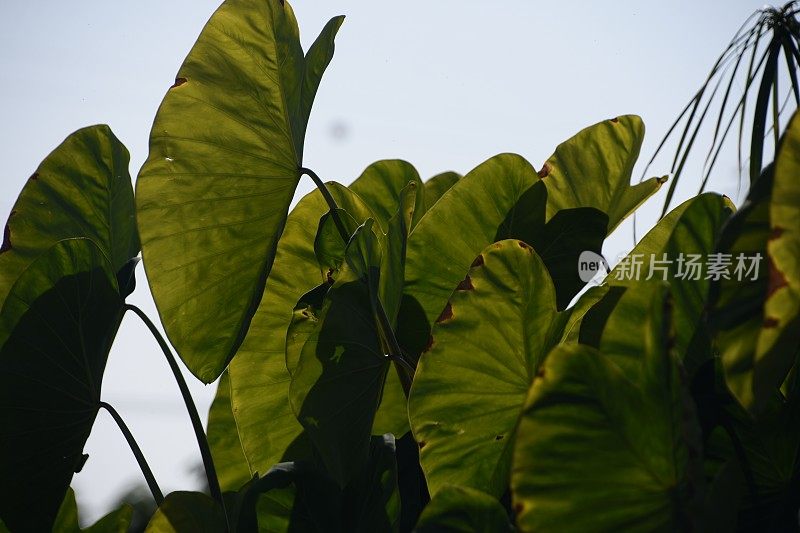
[0,0,784,524]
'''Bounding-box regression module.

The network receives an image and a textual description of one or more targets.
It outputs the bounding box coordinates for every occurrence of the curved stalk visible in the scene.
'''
[300,167,350,242]
[123,304,226,518]
[301,167,417,394]
[99,401,164,505]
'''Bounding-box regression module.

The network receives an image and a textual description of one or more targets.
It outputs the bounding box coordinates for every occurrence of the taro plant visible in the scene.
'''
[1,0,799,532]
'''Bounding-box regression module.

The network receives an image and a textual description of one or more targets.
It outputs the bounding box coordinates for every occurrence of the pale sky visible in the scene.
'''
[0,0,781,524]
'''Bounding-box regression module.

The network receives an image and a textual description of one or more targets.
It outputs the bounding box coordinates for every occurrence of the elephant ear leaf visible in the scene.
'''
[136,0,345,383]
[540,115,665,232]
[289,221,389,487]
[512,285,704,531]
[350,160,426,231]
[423,171,461,208]
[0,239,126,532]
[409,239,561,498]
[711,111,800,413]
[0,125,138,307]
[0,126,138,532]
[414,485,512,533]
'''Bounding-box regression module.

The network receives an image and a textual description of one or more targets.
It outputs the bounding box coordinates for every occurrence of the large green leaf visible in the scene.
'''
[207,371,251,492]
[708,389,800,531]
[710,112,800,413]
[289,221,391,486]
[0,239,125,532]
[399,118,663,359]
[350,160,426,230]
[414,485,512,533]
[235,435,399,532]
[605,193,733,377]
[409,239,561,497]
[747,111,800,412]
[398,153,541,357]
[512,286,704,531]
[136,0,344,383]
[228,184,405,478]
[708,169,773,414]
[51,488,132,533]
[422,171,461,208]
[145,492,225,532]
[0,125,138,313]
[540,114,665,232]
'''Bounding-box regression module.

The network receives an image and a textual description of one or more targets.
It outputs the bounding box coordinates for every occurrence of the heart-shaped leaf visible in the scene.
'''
[605,193,733,377]
[145,492,225,532]
[414,485,512,533]
[511,285,704,531]
[0,125,138,315]
[408,239,563,497]
[228,183,405,478]
[422,171,461,208]
[540,115,665,233]
[0,239,125,531]
[289,221,389,486]
[136,0,345,382]
[0,125,138,532]
[350,160,426,231]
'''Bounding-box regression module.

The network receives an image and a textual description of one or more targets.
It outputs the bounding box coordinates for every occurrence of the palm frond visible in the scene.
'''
[644,2,800,218]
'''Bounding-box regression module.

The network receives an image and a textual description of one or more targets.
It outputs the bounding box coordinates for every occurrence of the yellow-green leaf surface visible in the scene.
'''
[206,371,251,492]
[398,153,541,358]
[0,125,138,316]
[136,0,344,382]
[52,488,132,533]
[350,160,426,231]
[228,184,405,478]
[710,112,800,413]
[708,168,773,413]
[541,115,665,232]
[758,111,800,410]
[145,492,225,532]
[409,240,562,497]
[423,171,461,208]
[414,485,512,533]
[605,193,733,377]
[512,286,703,532]
[0,240,124,532]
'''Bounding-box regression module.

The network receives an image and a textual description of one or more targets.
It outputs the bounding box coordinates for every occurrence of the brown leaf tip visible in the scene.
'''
[435,301,454,324]
[170,77,188,89]
[29,172,38,181]
[767,256,788,297]
[610,117,619,123]
[538,163,551,178]
[656,175,669,184]
[456,275,474,291]
[471,254,485,268]
[769,227,785,241]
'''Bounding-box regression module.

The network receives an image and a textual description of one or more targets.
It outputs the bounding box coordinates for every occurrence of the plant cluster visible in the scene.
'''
[1,1,799,532]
